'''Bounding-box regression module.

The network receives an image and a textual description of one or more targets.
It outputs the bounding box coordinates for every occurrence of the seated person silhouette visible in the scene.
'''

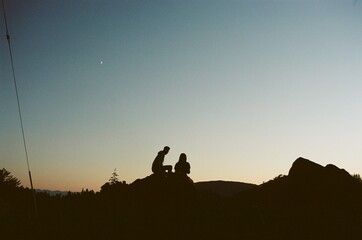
[174,153,190,175]
[152,146,172,174]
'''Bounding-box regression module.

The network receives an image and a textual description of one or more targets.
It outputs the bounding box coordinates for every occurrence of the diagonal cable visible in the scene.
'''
[1,0,38,217]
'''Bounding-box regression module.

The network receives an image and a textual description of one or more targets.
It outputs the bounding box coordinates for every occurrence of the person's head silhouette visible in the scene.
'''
[163,146,170,154]
[179,153,187,163]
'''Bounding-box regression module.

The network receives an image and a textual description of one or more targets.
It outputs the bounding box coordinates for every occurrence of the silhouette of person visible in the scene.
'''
[152,146,172,174]
[174,153,190,175]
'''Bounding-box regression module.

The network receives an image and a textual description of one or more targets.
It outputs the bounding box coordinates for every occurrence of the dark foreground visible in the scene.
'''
[2,157,362,240]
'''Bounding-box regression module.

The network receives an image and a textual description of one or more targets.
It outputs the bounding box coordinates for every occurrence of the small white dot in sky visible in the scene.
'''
[100,61,103,65]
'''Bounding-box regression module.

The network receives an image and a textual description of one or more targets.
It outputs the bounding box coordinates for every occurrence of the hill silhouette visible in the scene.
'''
[194,180,256,197]
[2,157,362,239]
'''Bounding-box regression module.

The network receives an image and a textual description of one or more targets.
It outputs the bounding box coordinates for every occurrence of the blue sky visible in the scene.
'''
[1,0,362,191]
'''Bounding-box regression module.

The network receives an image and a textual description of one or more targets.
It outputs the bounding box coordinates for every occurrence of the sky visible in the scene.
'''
[1,0,362,192]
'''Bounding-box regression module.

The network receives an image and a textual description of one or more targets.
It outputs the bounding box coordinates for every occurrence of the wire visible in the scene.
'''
[1,0,38,218]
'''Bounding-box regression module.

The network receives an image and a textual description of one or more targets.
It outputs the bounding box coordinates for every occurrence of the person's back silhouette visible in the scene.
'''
[174,153,190,175]
[152,146,172,174]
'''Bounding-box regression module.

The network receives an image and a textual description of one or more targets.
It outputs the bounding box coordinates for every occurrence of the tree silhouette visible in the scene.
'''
[109,168,119,185]
[352,173,362,183]
[0,168,21,188]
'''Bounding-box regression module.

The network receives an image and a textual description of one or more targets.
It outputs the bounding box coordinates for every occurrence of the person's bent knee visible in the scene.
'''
[164,165,172,173]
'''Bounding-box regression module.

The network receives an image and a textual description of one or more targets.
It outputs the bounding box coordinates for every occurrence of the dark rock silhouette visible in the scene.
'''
[233,157,362,239]
[289,157,325,177]
[289,157,353,185]
[287,157,360,204]
[130,172,196,204]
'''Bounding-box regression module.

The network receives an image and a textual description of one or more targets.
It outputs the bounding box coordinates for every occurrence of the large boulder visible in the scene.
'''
[288,157,359,201]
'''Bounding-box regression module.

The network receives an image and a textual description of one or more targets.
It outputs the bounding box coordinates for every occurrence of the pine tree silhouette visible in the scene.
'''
[109,168,119,185]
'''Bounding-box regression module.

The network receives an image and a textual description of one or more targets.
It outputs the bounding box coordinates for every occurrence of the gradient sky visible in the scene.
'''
[1,0,362,191]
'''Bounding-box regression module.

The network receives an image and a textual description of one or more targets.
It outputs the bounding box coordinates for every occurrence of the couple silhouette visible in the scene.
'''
[151,146,190,176]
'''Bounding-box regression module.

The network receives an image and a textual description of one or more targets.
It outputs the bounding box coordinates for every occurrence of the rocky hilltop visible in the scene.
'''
[2,158,362,239]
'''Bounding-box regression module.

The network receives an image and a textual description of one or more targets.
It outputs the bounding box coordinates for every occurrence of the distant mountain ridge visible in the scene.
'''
[36,189,69,196]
